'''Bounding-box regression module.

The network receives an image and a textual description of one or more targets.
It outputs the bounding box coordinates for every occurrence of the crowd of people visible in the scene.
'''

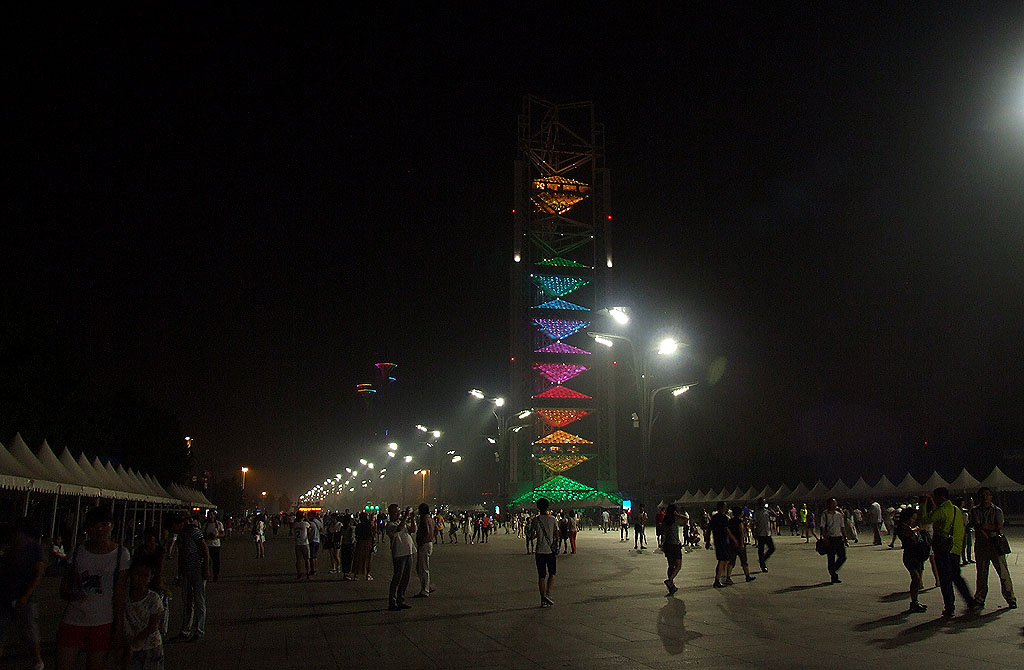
[0,485,1017,668]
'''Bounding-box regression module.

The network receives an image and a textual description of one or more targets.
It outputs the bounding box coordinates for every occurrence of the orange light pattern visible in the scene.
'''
[533,386,592,400]
[534,430,593,445]
[532,175,591,214]
[536,408,589,428]
[532,444,581,454]
[536,454,589,472]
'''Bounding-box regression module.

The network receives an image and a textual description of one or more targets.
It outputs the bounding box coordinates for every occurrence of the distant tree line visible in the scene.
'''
[0,302,191,484]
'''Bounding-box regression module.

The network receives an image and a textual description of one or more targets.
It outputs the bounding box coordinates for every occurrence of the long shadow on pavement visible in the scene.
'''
[771,582,832,594]
[657,597,702,655]
[869,610,1007,649]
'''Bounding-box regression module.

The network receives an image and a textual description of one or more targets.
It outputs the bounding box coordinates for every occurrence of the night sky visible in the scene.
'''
[5,6,1024,500]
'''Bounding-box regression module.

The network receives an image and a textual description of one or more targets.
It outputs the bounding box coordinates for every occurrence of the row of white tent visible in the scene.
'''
[673,467,1023,506]
[0,433,214,508]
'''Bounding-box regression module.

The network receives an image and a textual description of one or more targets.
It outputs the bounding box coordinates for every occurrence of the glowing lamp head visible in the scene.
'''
[494,397,505,407]
[387,442,398,451]
[403,455,412,463]
[517,410,532,420]
[609,307,629,324]
[432,430,441,438]
[487,437,497,444]
[672,385,691,396]
[469,389,485,399]
[657,338,679,355]
[594,335,614,347]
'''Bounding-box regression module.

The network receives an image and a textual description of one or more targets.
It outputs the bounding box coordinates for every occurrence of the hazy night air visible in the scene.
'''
[4,6,1023,504]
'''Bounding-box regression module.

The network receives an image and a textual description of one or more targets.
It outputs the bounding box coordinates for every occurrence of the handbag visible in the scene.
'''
[992,533,1011,556]
[815,537,828,555]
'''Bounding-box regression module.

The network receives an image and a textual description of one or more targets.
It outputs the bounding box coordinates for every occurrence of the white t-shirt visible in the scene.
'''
[203,521,224,548]
[125,590,165,651]
[822,510,845,538]
[293,520,310,546]
[620,512,628,525]
[62,545,131,626]
[386,519,417,558]
[602,511,610,522]
[531,514,559,554]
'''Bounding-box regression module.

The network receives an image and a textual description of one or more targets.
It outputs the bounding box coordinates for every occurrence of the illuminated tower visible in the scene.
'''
[509,97,620,505]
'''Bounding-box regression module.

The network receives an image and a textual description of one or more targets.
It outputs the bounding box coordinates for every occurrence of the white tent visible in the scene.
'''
[848,477,872,498]
[871,475,898,497]
[895,473,924,496]
[7,434,61,492]
[769,483,792,501]
[920,471,950,493]
[829,479,851,499]
[790,482,811,500]
[980,466,1024,492]
[948,468,982,493]
[806,480,831,500]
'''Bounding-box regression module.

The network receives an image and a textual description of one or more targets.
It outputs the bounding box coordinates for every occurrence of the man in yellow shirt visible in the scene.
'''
[920,487,973,617]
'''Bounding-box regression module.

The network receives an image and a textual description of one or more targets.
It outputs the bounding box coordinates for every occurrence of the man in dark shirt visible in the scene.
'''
[0,518,45,669]
[710,502,736,588]
[168,513,211,641]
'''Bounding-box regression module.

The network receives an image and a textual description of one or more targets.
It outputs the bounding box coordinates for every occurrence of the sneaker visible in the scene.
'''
[745,576,756,583]
[33,661,44,670]
[724,578,735,586]
[428,586,436,593]
[713,581,725,588]
[388,604,401,611]
[542,594,554,606]
[941,609,955,618]
[831,578,842,584]
[760,567,768,573]
[366,574,373,581]
[328,569,337,574]
[398,602,412,609]
[968,601,983,611]
[908,603,928,613]
[413,592,428,598]
[1008,601,1018,609]
[540,600,551,608]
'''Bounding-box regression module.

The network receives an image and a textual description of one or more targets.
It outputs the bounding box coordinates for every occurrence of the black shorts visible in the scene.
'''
[663,544,682,560]
[714,544,732,562]
[535,552,557,578]
[309,541,320,559]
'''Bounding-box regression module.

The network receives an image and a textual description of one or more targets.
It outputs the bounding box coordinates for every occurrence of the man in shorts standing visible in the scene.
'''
[530,498,559,607]
[292,512,311,579]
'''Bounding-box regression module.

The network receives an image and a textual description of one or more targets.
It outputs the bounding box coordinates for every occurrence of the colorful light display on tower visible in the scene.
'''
[509,96,617,501]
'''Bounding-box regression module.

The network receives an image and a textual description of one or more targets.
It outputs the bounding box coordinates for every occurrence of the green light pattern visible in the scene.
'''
[511,475,624,505]
[536,257,591,268]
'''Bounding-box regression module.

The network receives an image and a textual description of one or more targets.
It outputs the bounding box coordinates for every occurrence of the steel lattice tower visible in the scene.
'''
[509,96,620,505]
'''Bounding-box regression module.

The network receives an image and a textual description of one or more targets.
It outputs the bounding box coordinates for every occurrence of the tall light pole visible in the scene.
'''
[470,390,531,500]
[588,332,694,508]
[240,467,249,490]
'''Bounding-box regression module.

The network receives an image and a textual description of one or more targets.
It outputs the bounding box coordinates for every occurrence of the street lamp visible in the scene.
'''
[413,468,430,499]
[587,331,694,508]
[240,467,248,489]
[469,389,532,500]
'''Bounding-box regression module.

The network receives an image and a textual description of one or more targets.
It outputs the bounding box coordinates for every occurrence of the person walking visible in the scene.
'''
[728,506,756,583]
[167,513,211,641]
[351,511,374,581]
[969,486,1016,610]
[634,504,648,551]
[895,507,929,613]
[601,509,610,533]
[530,498,559,607]
[920,487,973,617]
[821,498,847,584]
[753,498,775,573]
[413,503,435,598]
[619,509,629,542]
[710,502,734,588]
[385,504,416,611]
[870,500,883,545]
[252,513,266,559]
[307,512,323,576]
[661,504,684,595]
[201,512,224,582]
[2,517,46,670]
[566,512,578,554]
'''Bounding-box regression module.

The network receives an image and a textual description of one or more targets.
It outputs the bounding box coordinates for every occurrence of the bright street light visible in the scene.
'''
[387,442,398,451]
[432,430,442,438]
[487,437,497,444]
[451,455,462,463]
[517,410,532,420]
[594,335,614,347]
[469,389,485,399]
[672,385,693,396]
[609,307,630,324]
[404,455,413,463]
[657,338,679,355]
[494,397,505,407]
[359,458,367,465]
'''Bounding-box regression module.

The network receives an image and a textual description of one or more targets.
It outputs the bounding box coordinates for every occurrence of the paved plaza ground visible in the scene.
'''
[16,525,1024,669]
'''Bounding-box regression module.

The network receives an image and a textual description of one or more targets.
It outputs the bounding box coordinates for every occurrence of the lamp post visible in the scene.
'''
[470,390,532,500]
[240,467,248,490]
[416,425,444,504]
[414,469,430,500]
[588,331,694,509]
